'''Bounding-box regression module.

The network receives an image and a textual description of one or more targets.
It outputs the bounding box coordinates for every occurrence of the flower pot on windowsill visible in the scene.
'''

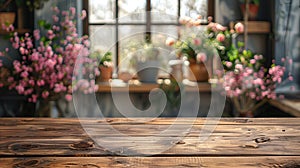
[136,60,160,83]
[0,12,16,26]
[240,4,259,21]
[97,65,113,82]
[187,60,209,82]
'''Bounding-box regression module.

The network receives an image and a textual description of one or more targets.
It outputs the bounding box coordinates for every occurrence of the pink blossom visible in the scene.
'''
[16,85,25,94]
[31,95,38,103]
[253,78,263,85]
[52,15,59,22]
[42,91,49,99]
[34,30,40,40]
[250,59,256,64]
[20,71,29,78]
[65,94,72,101]
[29,80,35,86]
[196,52,207,62]
[37,80,45,86]
[47,30,55,40]
[225,61,232,68]
[235,64,243,71]
[254,54,263,60]
[57,56,63,64]
[193,38,202,46]
[70,7,76,16]
[234,22,244,33]
[81,10,87,20]
[216,33,225,42]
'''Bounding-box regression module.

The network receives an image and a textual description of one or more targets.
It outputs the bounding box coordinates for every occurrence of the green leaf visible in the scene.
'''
[44,23,51,30]
[38,20,46,27]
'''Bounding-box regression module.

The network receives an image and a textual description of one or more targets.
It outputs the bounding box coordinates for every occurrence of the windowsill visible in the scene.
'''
[97,79,213,93]
[0,28,31,35]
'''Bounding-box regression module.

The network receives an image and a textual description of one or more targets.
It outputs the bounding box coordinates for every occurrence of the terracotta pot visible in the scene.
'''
[0,12,16,25]
[188,61,209,82]
[240,4,259,21]
[99,66,113,82]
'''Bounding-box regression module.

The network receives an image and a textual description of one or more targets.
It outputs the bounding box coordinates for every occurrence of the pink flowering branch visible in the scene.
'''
[0,7,99,103]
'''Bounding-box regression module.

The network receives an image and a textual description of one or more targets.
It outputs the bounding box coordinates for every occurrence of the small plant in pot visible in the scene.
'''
[239,0,260,20]
[0,0,16,26]
[132,43,160,83]
[90,51,114,82]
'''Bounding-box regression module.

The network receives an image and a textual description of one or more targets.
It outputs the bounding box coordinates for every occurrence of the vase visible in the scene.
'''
[136,60,160,83]
[232,96,268,117]
[188,61,209,82]
[98,65,113,82]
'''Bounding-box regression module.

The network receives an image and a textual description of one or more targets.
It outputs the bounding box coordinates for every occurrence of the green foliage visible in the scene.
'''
[90,51,112,66]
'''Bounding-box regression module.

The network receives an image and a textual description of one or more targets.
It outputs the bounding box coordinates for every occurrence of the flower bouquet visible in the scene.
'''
[0,7,99,116]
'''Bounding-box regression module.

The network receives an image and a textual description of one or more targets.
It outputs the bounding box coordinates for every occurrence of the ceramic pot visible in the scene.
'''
[188,61,209,82]
[136,60,160,83]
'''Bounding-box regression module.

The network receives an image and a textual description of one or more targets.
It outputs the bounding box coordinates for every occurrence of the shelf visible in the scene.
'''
[0,28,31,35]
[97,79,212,93]
[232,21,271,34]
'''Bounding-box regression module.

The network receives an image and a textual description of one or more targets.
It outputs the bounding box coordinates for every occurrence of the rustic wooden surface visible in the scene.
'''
[0,118,299,168]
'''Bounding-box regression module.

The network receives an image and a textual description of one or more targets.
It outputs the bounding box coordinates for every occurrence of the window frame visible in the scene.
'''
[83,0,215,70]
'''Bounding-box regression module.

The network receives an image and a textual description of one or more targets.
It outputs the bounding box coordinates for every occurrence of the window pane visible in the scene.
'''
[118,0,146,23]
[151,26,179,76]
[181,0,207,20]
[89,0,115,23]
[89,25,116,65]
[151,0,178,23]
[119,25,146,73]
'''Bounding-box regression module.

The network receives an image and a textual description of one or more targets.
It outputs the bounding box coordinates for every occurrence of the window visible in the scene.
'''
[83,0,213,75]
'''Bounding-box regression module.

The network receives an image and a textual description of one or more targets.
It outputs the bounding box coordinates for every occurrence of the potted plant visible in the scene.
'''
[239,0,260,20]
[0,0,16,26]
[90,50,114,82]
[132,42,160,83]
[166,17,215,82]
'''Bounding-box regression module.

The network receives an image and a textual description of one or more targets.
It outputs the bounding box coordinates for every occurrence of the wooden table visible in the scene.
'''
[0,118,299,167]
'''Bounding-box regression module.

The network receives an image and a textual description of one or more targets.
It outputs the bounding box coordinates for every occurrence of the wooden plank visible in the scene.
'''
[1,124,299,137]
[0,156,299,168]
[0,28,31,35]
[0,124,299,156]
[0,118,299,126]
[97,81,211,93]
[269,99,300,117]
[232,21,270,34]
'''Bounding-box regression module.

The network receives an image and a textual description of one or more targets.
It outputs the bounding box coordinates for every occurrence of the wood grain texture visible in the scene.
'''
[0,118,299,167]
[0,156,299,168]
